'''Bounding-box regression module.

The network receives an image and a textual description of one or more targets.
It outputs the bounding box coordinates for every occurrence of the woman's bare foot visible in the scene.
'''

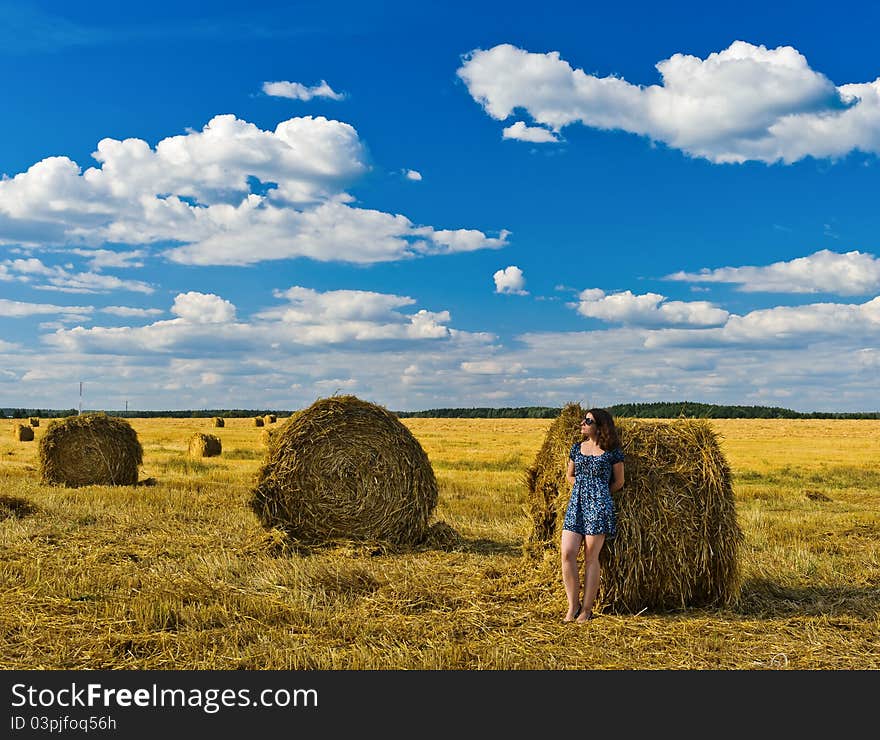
[563,606,581,623]
[575,609,593,623]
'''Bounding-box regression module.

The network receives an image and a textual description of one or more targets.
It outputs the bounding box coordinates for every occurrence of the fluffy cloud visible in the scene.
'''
[502,122,559,143]
[0,114,507,265]
[171,292,237,323]
[645,296,880,348]
[458,41,880,164]
[493,265,528,295]
[574,288,729,326]
[666,249,880,295]
[262,80,345,101]
[405,169,423,181]
[44,286,464,356]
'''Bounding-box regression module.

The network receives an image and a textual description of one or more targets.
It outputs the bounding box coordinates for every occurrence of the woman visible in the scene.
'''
[561,408,625,623]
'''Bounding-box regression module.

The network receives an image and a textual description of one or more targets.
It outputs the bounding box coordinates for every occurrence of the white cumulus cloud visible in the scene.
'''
[574,289,729,327]
[502,121,559,143]
[494,265,528,295]
[262,80,345,101]
[0,114,507,266]
[171,292,237,323]
[666,249,880,295]
[458,41,880,164]
[405,169,423,181]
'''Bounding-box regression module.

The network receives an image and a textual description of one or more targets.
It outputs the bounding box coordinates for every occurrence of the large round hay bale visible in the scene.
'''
[525,402,743,612]
[13,423,34,442]
[38,413,142,487]
[264,414,277,424]
[189,432,222,458]
[211,416,225,428]
[29,417,40,427]
[253,416,264,427]
[250,395,438,545]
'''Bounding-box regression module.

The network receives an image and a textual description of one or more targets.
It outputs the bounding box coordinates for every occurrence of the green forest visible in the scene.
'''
[5,402,878,420]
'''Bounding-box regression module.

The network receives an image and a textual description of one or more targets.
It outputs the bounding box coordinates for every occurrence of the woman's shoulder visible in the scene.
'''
[569,440,581,456]
[609,446,624,462]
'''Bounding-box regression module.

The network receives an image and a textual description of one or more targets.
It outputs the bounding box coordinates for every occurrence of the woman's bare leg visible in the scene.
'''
[560,530,584,621]
[577,534,605,622]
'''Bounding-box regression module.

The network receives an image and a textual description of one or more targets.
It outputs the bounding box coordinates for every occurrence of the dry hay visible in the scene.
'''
[13,423,34,442]
[250,394,438,546]
[188,432,222,458]
[38,413,142,487]
[420,520,464,551]
[264,414,277,424]
[29,417,40,427]
[254,416,264,427]
[525,402,743,613]
[211,417,225,428]
[0,494,37,519]
[261,426,277,447]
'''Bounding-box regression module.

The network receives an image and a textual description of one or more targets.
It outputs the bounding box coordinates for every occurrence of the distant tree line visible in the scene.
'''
[3,402,879,420]
[1,408,291,419]
[396,406,561,419]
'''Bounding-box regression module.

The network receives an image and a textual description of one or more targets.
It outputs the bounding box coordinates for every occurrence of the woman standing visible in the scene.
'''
[561,408,625,623]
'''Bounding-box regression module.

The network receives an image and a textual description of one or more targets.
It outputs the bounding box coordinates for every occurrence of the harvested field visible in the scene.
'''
[0,416,878,669]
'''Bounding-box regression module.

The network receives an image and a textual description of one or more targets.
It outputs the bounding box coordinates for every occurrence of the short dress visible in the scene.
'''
[562,442,624,537]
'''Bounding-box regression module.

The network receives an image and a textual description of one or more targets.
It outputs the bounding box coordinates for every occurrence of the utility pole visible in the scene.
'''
[79,382,83,416]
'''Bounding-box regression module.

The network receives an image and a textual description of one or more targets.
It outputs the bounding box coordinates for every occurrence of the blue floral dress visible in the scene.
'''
[563,442,624,537]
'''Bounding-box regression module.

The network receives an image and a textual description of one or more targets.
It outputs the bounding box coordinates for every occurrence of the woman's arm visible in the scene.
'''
[565,458,576,486]
[610,461,625,493]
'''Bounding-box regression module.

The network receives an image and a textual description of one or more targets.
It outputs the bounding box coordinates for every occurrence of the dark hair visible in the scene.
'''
[584,408,620,451]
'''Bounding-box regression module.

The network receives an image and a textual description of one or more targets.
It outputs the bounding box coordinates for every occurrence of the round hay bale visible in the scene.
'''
[13,423,34,442]
[211,416,225,428]
[264,414,277,424]
[525,402,742,612]
[250,395,438,545]
[261,426,277,447]
[29,417,40,427]
[189,432,222,458]
[38,413,142,487]
[254,416,264,427]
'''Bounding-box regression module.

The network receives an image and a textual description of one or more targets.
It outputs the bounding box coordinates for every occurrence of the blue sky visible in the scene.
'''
[1,0,879,412]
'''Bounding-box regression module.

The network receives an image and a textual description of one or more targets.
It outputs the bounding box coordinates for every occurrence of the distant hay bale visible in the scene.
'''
[261,427,277,447]
[254,416,264,427]
[38,413,142,487]
[525,402,743,612]
[189,432,222,458]
[13,423,34,442]
[250,395,438,545]
[264,414,277,424]
[211,417,225,428]
[29,417,40,427]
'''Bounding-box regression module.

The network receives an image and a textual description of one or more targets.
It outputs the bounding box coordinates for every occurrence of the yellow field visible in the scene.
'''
[1,416,878,669]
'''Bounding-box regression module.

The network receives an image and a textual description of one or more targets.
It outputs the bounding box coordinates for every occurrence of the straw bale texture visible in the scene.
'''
[13,423,34,442]
[211,417,225,428]
[250,395,438,545]
[525,402,743,612]
[253,416,264,427]
[189,432,222,458]
[38,414,142,487]
[261,427,277,447]
[29,417,40,427]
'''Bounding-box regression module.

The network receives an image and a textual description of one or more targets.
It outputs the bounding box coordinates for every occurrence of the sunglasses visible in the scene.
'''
[580,418,595,426]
